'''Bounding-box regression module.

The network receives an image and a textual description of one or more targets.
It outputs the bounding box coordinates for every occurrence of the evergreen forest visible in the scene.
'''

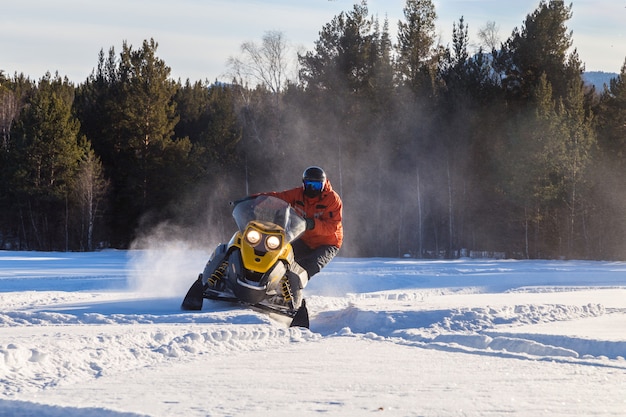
[1,0,625,260]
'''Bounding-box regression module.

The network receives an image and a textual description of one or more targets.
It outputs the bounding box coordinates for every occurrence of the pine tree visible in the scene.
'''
[173,80,241,186]
[597,60,626,159]
[553,66,595,257]
[497,0,577,101]
[76,39,191,245]
[296,0,379,179]
[493,74,557,258]
[395,0,439,94]
[298,1,415,256]
[591,59,626,259]
[75,47,119,169]
[116,39,182,208]
[436,17,477,256]
[299,1,376,95]
[0,74,35,248]
[10,73,83,250]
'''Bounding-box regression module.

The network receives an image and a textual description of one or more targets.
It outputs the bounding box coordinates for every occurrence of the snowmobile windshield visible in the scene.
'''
[232,195,307,243]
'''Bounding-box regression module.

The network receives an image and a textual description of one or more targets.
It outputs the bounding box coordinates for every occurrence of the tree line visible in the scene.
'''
[1,0,625,260]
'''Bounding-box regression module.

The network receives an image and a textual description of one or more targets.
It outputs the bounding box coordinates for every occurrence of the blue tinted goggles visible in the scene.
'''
[303,180,324,192]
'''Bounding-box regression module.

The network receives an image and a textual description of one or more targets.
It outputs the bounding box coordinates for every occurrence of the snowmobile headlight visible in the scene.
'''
[246,229,262,245]
[265,235,281,250]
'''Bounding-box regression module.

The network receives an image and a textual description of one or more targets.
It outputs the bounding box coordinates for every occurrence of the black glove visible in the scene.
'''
[305,218,315,230]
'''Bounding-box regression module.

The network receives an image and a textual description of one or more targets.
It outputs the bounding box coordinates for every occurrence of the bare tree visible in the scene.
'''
[73,146,109,251]
[477,21,500,51]
[226,30,299,190]
[0,86,18,151]
[227,30,297,93]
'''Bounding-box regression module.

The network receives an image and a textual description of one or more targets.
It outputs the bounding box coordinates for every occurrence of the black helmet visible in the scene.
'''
[302,166,326,182]
[302,166,326,197]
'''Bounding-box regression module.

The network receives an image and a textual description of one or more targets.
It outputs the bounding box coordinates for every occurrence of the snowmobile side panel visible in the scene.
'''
[201,243,229,286]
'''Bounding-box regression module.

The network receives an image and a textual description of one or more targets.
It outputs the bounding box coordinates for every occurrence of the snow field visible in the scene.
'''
[1,251,625,416]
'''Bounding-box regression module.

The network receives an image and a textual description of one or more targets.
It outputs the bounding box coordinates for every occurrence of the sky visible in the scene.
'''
[1,0,625,85]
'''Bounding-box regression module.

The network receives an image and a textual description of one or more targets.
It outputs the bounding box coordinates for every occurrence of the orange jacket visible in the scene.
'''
[266,180,343,249]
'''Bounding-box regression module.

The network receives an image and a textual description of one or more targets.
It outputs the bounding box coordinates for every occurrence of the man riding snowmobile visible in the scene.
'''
[182,166,342,327]
[262,166,343,280]
[210,166,342,308]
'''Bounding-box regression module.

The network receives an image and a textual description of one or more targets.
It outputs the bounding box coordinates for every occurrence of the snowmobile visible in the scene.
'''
[181,195,310,328]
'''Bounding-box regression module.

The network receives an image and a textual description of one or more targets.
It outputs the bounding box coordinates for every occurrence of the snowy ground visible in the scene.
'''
[1,248,625,416]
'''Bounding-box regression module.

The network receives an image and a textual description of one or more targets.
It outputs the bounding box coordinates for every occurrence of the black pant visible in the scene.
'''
[291,239,339,279]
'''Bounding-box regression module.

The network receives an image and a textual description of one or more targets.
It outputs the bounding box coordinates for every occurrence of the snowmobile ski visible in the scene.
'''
[289,299,309,328]
[181,275,204,311]
[207,292,310,328]
[183,282,310,328]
